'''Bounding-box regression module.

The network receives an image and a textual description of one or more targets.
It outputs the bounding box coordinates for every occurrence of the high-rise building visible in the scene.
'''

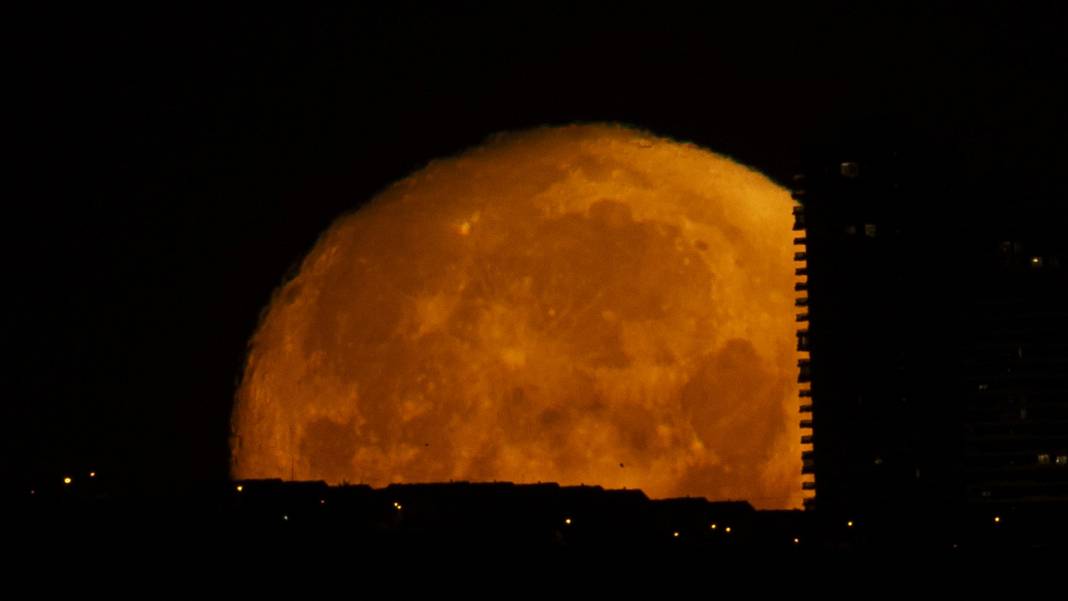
[956,203,1068,535]
[792,134,1068,547]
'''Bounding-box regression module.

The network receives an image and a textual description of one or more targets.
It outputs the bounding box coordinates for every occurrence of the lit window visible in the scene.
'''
[1031,256,1043,268]
[840,162,859,178]
[1057,455,1068,466]
[1038,454,1051,465]
[864,224,877,238]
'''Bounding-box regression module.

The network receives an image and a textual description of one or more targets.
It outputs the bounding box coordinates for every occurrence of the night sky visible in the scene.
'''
[8,3,1066,493]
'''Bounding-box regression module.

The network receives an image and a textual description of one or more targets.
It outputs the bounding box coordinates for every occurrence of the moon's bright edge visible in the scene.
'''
[232,123,803,508]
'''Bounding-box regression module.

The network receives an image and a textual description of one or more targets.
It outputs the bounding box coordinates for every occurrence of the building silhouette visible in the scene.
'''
[791,125,1068,547]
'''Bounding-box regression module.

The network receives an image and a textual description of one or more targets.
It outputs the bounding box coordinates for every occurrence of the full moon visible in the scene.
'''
[232,124,803,508]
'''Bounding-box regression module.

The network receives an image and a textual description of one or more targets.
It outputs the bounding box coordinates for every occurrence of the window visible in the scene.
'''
[840,161,859,178]
[1057,455,1068,466]
[1038,453,1051,465]
[864,223,877,238]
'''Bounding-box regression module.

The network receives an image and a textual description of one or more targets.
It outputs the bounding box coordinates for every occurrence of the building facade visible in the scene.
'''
[792,137,1067,547]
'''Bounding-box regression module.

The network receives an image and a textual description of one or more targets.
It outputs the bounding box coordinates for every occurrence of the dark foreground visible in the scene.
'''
[9,478,1068,555]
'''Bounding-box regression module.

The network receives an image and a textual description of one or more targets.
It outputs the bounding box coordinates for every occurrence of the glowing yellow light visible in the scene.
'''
[1031,257,1041,265]
[564,517,572,525]
[793,537,800,544]
[673,531,680,538]
[393,502,403,510]
[847,520,854,528]
[994,516,1001,524]
[63,477,72,485]
[710,523,717,530]
[236,484,244,492]
[725,526,732,534]
[89,471,96,478]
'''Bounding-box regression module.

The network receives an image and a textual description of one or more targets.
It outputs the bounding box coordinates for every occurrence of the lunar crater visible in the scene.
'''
[233,124,802,508]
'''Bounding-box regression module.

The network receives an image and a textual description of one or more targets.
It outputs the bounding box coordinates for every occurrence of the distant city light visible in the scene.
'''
[393,502,403,510]
[793,538,800,544]
[89,471,96,478]
[725,526,732,534]
[320,499,326,505]
[564,517,572,525]
[283,515,289,521]
[63,477,72,485]
[994,516,1001,524]
[236,484,244,493]
[673,531,680,538]
[847,520,854,528]
[710,523,717,530]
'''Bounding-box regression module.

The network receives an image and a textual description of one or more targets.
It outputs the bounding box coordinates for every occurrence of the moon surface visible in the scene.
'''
[232,124,803,508]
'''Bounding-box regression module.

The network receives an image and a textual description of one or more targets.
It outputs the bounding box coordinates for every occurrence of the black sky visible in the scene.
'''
[8,2,1066,492]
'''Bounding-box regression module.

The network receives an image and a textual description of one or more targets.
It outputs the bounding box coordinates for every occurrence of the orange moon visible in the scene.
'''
[231,124,803,508]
